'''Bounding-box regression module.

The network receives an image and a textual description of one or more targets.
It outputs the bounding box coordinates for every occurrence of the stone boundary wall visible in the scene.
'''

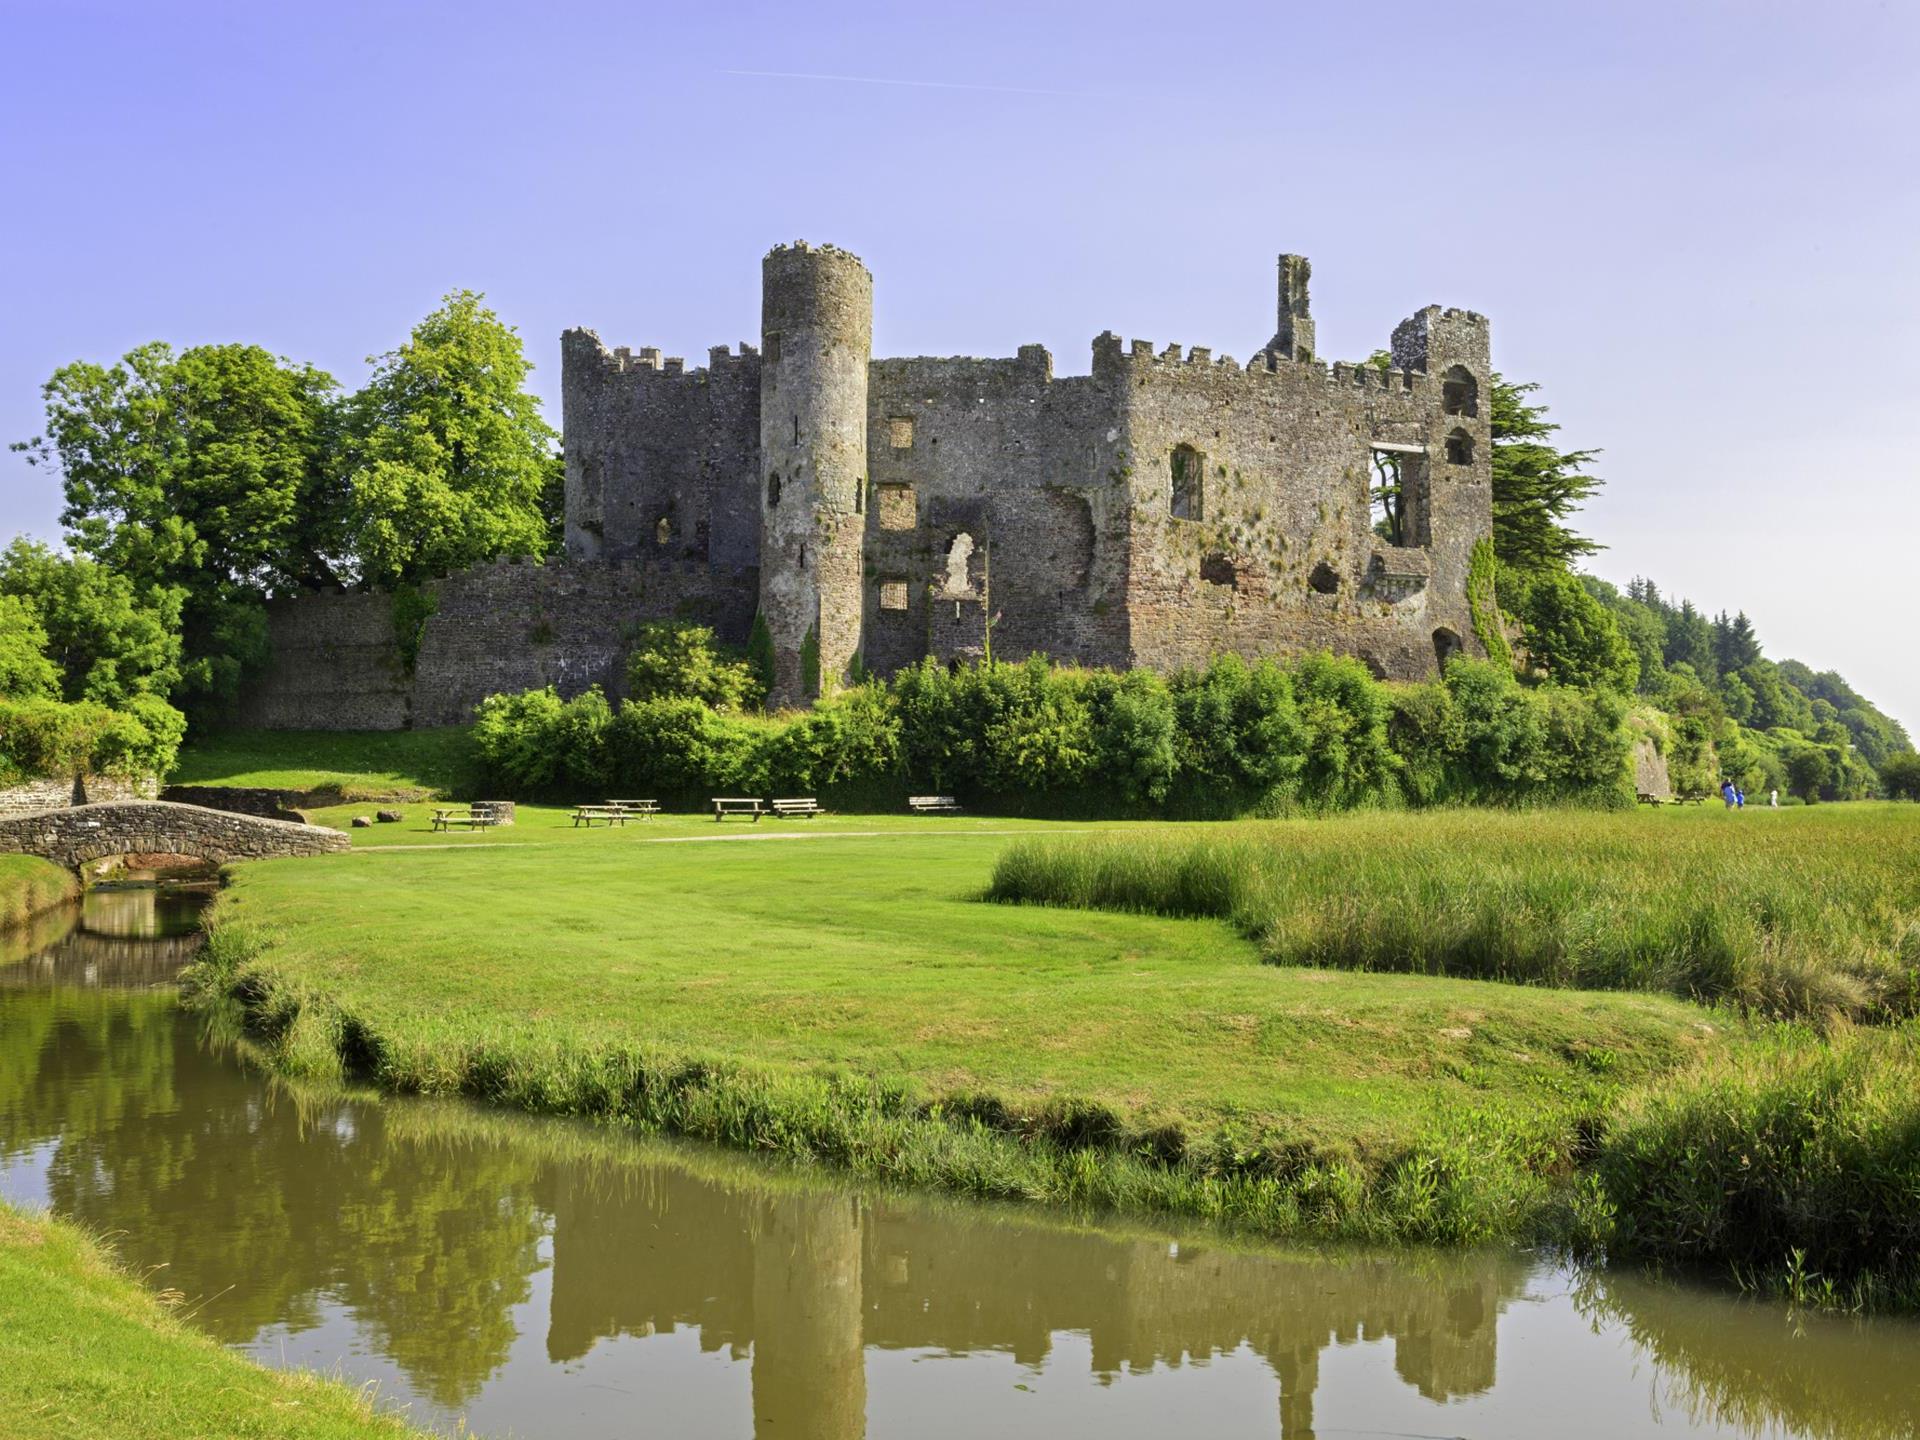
[0,775,156,821]
[243,558,759,731]
[159,786,308,821]
[0,801,350,870]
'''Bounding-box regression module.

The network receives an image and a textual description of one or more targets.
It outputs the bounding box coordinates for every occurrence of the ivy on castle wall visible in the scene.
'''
[1467,538,1511,670]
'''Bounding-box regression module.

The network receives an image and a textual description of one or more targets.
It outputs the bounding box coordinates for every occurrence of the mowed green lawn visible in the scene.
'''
[212,806,1724,1153]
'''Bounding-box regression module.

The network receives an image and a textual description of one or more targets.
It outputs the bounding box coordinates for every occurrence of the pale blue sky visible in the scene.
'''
[2,0,1915,726]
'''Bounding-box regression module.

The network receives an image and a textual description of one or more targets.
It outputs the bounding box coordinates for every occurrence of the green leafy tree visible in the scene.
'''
[0,540,183,706]
[1880,752,1920,801]
[1490,376,1603,574]
[0,594,59,699]
[1785,746,1832,804]
[1502,565,1638,692]
[343,291,557,585]
[11,342,338,709]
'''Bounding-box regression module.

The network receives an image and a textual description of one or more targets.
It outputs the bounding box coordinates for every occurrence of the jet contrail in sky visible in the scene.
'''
[718,68,1094,98]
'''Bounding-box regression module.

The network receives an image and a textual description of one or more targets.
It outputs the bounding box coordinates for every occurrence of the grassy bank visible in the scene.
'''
[988,805,1920,1022]
[0,854,79,932]
[0,1203,439,1440]
[170,727,477,801]
[188,812,1730,1248]
[1589,1023,1920,1310]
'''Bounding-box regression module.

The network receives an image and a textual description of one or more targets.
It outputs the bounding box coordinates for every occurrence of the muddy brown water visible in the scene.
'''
[3,888,1917,1439]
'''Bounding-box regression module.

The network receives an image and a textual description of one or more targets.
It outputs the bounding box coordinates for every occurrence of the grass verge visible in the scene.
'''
[187,818,1727,1250]
[0,1201,441,1439]
[987,805,1920,1022]
[169,728,478,802]
[0,855,79,932]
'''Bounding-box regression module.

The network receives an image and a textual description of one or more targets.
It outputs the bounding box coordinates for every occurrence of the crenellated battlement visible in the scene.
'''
[564,328,761,382]
[1092,331,1429,402]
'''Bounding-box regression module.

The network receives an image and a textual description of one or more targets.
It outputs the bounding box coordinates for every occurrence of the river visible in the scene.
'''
[2,886,1916,1439]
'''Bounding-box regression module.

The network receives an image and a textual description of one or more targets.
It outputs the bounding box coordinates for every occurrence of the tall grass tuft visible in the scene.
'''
[1586,1024,1920,1309]
[988,808,1920,1022]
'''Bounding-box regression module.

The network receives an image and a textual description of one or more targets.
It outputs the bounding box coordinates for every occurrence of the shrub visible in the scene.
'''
[1877,751,1920,802]
[1591,1026,1920,1307]
[1169,655,1304,811]
[0,693,185,785]
[625,620,763,711]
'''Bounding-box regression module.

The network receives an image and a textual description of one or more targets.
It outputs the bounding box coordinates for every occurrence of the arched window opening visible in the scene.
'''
[767,471,782,507]
[1433,627,1464,670]
[944,532,976,595]
[1170,444,1203,521]
[1308,561,1341,595]
[1441,366,1478,418]
[1200,553,1237,588]
[854,479,865,514]
[1445,428,1474,466]
[792,414,800,445]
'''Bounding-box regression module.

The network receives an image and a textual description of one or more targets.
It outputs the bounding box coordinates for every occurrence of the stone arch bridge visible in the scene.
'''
[0,801,350,872]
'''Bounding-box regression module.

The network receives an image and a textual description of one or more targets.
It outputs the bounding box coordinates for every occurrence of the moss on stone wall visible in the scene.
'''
[1467,538,1511,669]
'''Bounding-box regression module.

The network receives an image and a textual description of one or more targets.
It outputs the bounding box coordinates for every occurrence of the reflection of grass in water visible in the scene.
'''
[0,855,79,938]
[1571,1265,1920,1440]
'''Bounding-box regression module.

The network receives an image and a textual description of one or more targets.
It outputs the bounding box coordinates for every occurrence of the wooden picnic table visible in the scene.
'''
[607,799,660,818]
[711,797,764,822]
[432,807,486,831]
[571,805,631,827]
[769,797,820,818]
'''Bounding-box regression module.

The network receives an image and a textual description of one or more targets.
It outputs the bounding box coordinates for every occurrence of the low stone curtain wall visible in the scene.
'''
[0,801,350,871]
[0,775,156,821]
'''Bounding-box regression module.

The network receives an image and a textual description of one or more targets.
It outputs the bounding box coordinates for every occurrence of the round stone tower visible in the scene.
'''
[759,242,872,707]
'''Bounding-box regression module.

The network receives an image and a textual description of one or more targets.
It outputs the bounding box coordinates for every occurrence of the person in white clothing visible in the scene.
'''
[1770,788,1779,808]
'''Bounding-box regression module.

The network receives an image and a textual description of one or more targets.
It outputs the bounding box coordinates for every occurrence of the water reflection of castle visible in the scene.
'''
[546,1171,1514,1440]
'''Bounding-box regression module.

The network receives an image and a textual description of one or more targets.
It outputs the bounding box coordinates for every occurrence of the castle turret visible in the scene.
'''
[1267,253,1315,361]
[758,242,872,706]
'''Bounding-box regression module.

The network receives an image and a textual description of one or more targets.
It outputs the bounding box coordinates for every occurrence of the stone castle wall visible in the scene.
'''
[244,245,1496,729]
[244,557,757,730]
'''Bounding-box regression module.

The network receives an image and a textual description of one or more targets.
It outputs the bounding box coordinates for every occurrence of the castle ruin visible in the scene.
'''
[246,244,1493,727]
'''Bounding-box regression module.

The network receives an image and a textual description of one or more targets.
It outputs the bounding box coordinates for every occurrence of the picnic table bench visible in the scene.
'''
[571,805,631,827]
[432,807,487,831]
[712,797,764,822]
[608,799,659,818]
[1636,792,1664,806]
[769,797,820,818]
[907,795,963,814]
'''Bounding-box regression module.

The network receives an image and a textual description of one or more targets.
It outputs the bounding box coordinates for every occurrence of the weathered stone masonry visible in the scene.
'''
[0,801,350,871]
[245,244,1493,725]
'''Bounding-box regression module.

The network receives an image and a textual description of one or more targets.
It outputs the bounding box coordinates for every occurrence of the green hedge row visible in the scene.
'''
[472,653,1634,815]
[0,694,186,789]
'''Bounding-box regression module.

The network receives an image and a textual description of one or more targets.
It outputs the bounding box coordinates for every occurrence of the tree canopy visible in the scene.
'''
[1489,376,1603,574]
[342,290,558,586]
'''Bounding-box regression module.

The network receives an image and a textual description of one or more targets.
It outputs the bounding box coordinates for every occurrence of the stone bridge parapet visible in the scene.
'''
[0,801,351,871]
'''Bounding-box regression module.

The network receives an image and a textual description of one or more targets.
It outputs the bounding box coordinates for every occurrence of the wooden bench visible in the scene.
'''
[431,808,487,831]
[769,797,820,819]
[907,795,963,814]
[712,797,764,822]
[608,799,659,819]
[571,805,630,827]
